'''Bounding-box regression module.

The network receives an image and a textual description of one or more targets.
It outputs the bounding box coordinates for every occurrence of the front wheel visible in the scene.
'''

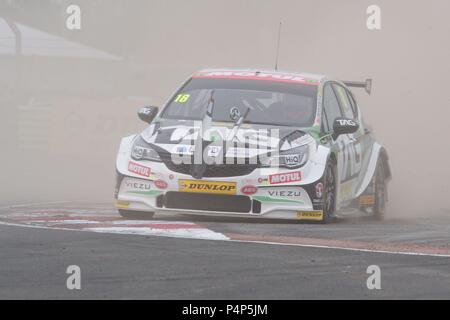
[118,210,155,220]
[321,162,337,224]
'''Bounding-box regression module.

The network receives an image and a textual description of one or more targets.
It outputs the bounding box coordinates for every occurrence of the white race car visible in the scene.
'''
[115,69,391,223]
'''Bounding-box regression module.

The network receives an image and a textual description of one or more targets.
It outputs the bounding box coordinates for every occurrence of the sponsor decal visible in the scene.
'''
[128,161,151,177]
[336,118,357,126]
[315,182,324,198]
[253,188,304,204]
[338,137,362,182]
[179,180,237,195]
[127,190,163,197]
[115,200,130,209]
[122,178,161,196]
[207,146,222,157]
[253,196,302,204]
[154,179,168,190]
[359,194,375,206]
[283,154,303,166]
[125,181,151,191]
[241,185,257,195]
[174,145,194,155]
[174,93,191,103]
[296,211,323,221]
[269,171,301,184]
[258,177,269,184]
[193,71,320,86]
[268,190,301,197]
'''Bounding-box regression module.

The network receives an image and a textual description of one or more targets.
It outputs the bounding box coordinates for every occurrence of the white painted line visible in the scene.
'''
[0,219,449,258]
[0,220,229,241]
[0,201,73,210]
[86,227,229,241]
[41,220,101,225]
[0,220,88,232]
[110,220,196,225]
[226,239,450,258]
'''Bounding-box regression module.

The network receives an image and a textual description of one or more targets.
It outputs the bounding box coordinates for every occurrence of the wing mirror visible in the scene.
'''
[138,106,159,124]
[332,117,359,139]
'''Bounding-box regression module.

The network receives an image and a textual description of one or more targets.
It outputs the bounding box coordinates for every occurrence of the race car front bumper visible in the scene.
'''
[114,157,327,221]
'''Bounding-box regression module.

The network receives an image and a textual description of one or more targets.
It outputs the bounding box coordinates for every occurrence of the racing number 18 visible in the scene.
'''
[175,94,190,103]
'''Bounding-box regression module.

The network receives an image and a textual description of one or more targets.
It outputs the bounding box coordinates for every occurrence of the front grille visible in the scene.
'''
[159,153,258,177]
[163,192,252,213]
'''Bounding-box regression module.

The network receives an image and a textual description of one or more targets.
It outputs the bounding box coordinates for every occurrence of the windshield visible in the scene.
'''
[161,78,318,127]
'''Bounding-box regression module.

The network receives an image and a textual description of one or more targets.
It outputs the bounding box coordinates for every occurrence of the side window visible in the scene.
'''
[323,83,343,131]
[333,84,355,119]
[321,109,329,133]
[346,90,358,117]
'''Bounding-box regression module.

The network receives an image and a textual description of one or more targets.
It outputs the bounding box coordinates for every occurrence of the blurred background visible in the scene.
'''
[0,0,449,217]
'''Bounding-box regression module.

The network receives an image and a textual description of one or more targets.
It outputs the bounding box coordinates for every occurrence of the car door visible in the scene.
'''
[321,83,351,202]
[332,83,364,201]
[345,88,374,192]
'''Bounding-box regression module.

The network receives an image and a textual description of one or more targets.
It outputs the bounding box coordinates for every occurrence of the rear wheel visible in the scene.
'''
[321,162,337,224]
[373,160,387,220]
[118,210,155,220]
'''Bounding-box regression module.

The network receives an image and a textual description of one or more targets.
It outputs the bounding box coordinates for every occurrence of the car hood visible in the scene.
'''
[139,119,316,157]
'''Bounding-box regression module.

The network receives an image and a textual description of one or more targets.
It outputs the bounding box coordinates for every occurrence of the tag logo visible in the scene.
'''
[336,119,356,126]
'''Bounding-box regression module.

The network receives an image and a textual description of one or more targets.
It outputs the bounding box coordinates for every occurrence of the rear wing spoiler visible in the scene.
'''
[342,79,372,95]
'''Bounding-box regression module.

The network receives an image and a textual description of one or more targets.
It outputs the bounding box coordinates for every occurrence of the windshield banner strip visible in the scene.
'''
[192,74,320,86]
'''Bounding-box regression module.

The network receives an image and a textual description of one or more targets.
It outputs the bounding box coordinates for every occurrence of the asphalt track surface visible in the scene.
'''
[0,201,449,299]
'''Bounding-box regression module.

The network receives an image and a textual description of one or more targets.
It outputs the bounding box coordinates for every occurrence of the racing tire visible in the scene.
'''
[118,210,155,220]
[321,162,337,224]
[372,160,387,220]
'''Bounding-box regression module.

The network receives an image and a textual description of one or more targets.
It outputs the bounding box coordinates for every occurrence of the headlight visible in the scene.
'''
[261,145,309,168]
[131,136,161,162]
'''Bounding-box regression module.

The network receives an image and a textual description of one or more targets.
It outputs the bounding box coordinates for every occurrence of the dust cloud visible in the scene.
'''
[0,0,449,218]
